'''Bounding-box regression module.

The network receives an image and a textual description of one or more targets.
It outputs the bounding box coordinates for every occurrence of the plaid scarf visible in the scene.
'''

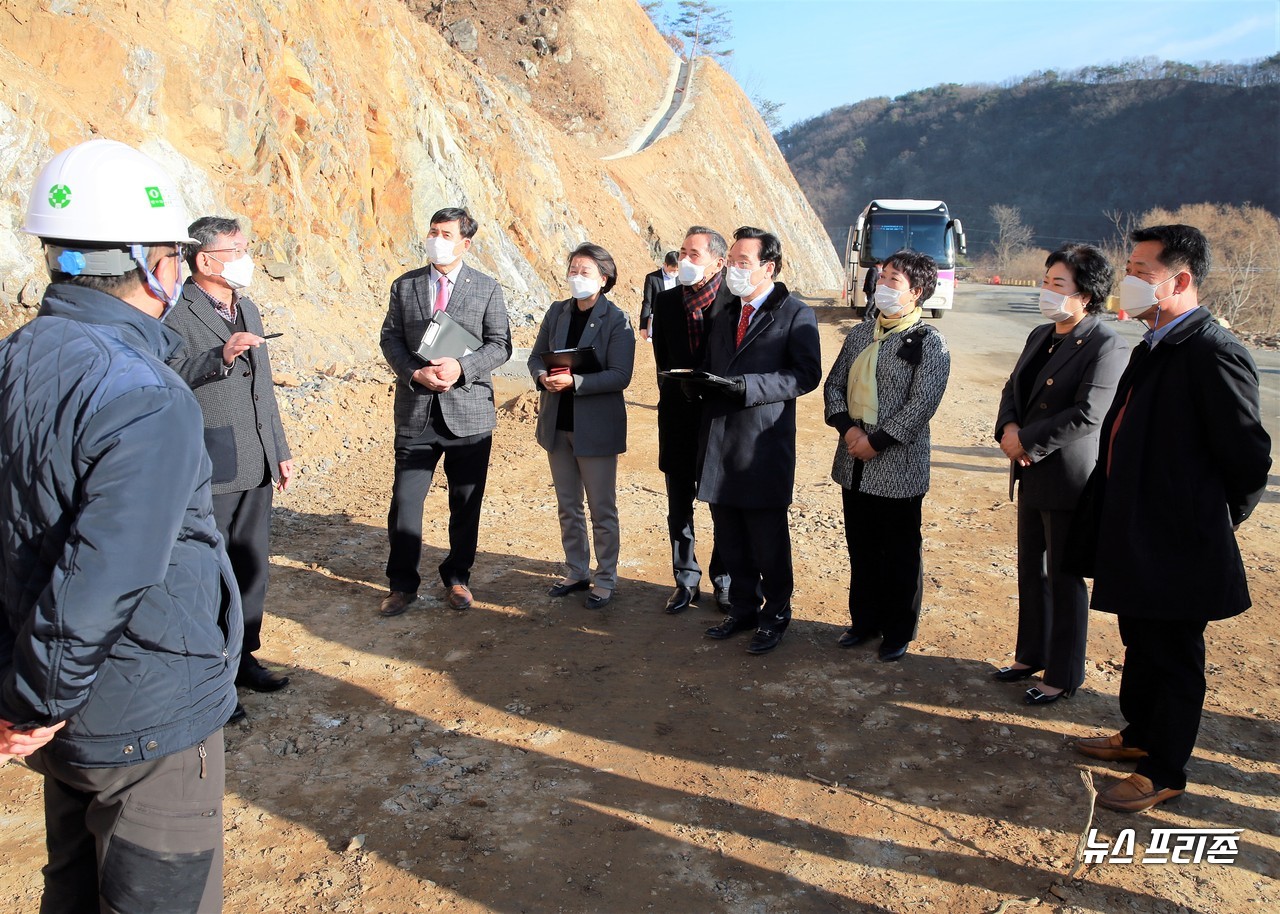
[682,270,723,352]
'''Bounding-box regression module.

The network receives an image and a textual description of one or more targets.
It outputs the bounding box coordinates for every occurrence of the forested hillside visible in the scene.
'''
[778,64,1280,255]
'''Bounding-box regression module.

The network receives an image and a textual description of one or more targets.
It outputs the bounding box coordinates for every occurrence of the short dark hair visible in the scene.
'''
[684,225,727,259]
[732,226,783,279]
[1045,243,1114,314]
[883,249,938,304]
[431,207,478,239]
[663,250,679,268]
[568,242,617,294]
[186,216,242,271]
[1130,224,1210,287]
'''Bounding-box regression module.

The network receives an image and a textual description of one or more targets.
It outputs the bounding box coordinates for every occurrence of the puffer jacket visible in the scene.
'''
[0,283,242,767]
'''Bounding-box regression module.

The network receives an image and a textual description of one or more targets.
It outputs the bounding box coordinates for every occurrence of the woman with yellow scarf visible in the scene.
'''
[823,250,951,662]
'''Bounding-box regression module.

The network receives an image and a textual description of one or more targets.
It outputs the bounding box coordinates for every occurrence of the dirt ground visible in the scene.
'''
[2,297,1277,913]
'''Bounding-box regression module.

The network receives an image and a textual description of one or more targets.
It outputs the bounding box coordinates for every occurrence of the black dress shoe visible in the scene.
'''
[225,703,247,725]
[664,585,700,614]
[992,665,1043,682]
[548,579,591,598]
[837,628,878,648]
[704,615,753,640]
[878,643,909,663]
[585,589,613,610]
[237,655,290,692]
[1024,686,1076,705]
[746,628,784,654]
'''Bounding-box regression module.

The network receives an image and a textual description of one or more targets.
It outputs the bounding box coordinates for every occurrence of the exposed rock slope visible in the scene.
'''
[0,0,841,372]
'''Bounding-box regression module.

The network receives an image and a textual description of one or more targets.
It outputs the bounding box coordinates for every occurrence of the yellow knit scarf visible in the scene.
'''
[846,308,924,425]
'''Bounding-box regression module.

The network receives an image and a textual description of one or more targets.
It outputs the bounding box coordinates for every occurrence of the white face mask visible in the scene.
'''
[215,253,255,291]
[426,235,460,266]
[874,284,910,316]
[1119,272,1181,318]
[725,265,760,298]
[1038,288,1078,323]
[677,257,705,286]
[567,275,601,300]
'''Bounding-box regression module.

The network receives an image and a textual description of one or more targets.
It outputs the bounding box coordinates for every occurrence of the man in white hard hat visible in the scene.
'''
[0,139,240,912]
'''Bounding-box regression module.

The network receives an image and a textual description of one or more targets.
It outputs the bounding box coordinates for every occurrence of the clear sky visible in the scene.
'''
[648,0,1280,128]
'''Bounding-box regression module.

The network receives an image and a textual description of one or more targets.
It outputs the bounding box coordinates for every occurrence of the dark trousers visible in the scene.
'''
[708,502,793,631]
[665,465,728,591]
[1117,615,1208,790]
[212,482,272,657]
[1015,500,1089,690]
[386,433,492,593]
[27,731,225,914]
[843,488,923,649]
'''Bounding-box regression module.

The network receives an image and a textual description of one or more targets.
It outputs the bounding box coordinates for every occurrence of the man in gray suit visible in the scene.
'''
[379,207,513,615]
[168,216,294,719]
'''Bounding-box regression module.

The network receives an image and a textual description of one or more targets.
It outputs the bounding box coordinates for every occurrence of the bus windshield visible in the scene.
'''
[864,213,953,266]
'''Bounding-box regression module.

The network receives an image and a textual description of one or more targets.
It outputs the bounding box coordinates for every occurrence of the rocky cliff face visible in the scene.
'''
[0,0,842,369]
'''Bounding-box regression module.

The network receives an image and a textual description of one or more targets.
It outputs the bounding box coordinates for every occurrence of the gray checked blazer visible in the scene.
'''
[824,319,950,499]
[380,262,512,439]
[166,280,292,495]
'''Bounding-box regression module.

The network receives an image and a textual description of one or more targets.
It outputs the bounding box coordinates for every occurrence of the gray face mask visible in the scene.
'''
[1038,288,1077,322]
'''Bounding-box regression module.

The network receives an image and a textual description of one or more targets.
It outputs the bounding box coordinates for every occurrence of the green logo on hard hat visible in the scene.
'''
[145,186,165,208]
[48,185,72,208]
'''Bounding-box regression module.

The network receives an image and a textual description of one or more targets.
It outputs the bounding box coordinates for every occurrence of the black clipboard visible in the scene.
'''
[658,368,737,392]
[414,310,483,363]
[538,347,603,374]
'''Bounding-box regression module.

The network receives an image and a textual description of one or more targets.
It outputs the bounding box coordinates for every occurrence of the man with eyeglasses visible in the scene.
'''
[0,139,239,912]
[695,226,821,655]
[1069,223,1271,812]
[167,217,295,722]
[651,226,735,617]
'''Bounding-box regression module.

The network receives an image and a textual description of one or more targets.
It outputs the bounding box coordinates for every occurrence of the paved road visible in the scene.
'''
[952,283,1280,462]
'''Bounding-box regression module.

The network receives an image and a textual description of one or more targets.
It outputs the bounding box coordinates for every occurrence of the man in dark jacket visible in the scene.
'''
[0,140,240,913]
[639,250,678,341]
[1073,224,1271,812]
[651,227,734,616]
[696,226,822,654]
[167,216,295,719]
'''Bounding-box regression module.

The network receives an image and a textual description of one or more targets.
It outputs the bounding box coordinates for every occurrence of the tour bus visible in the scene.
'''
[844,199,966,318]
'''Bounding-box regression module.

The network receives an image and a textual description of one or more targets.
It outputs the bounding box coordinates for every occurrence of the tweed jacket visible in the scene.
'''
[696,282,822,508]
[166,280,292,495]
[824,316,950,499]
[381,261,513,439]
[994,314,1128,509]
[528,295,636,458]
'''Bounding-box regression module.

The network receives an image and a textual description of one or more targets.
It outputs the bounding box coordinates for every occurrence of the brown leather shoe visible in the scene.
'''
[378,591,416,617]
[446,583,473,611]
[1096,773,1184,813]
[1075,732,1149,762]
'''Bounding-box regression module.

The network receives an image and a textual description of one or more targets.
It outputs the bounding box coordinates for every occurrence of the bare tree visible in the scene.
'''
[752,95,785,132]
[672,0,733,61]
[990,204,1034,274]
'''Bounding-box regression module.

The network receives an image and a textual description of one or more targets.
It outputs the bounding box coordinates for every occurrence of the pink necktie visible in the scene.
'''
[735,303,755,347]
[435,274,450,313]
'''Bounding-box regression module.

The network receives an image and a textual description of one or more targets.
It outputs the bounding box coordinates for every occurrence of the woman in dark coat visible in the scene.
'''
[823,250,951,662]
[992,243,1128,703]
[528,243,635,609]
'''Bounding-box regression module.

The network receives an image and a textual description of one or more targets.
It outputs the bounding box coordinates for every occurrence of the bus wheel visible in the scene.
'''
[932,309,944,319]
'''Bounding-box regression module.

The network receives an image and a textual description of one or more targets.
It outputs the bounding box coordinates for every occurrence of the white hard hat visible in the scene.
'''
[23,139,196,245]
